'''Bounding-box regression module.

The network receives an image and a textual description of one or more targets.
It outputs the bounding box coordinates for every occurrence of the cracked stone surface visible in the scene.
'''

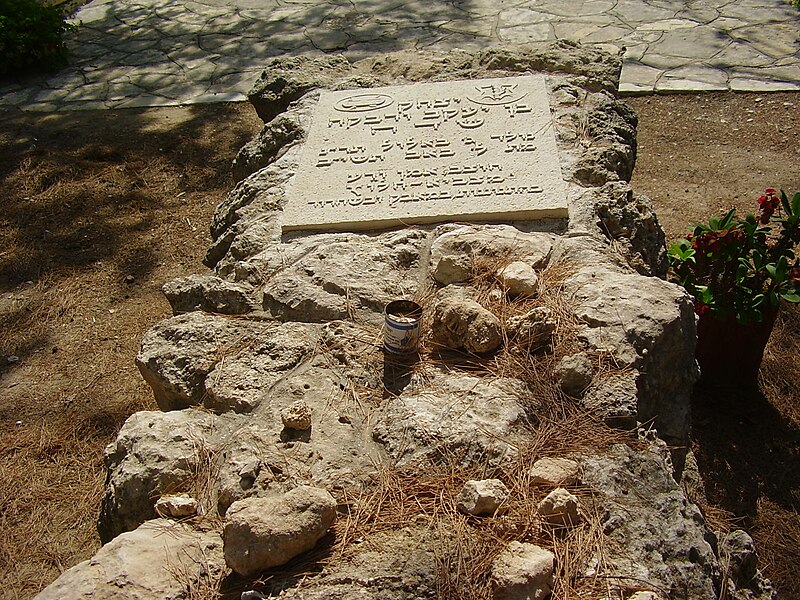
[0,0,798,111]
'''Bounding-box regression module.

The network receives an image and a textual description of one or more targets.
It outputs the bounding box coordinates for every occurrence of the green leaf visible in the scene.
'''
[781,189,792,214]
[719,208,737,229]
[768,291,780,308]
[765,264,777,279]
[782,292,800,303]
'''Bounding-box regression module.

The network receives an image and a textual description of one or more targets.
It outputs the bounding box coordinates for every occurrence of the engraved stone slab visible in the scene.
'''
[282,76,567,232]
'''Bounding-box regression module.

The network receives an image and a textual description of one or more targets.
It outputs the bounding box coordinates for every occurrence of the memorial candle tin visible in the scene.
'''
[384,300,423,353]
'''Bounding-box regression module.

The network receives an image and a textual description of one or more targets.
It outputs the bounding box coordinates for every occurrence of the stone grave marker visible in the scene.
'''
[282,75,567,232]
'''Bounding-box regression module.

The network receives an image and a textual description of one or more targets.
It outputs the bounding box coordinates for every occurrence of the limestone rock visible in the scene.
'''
[261,230,426,323]
[207,155,296,265]
[582,443,720,597]
[565,267,698,444]
[537,487,583,527]
[497,261,539,297]
[429,225,553,286]
[431,288,502,354]
[554,352,594,396]
[248,55,354,122]
[719,529,776,599]
[203,321,316,413]
[233,113,305,182]
[275,525,438,599]
[506,307,556,349]
[155,494,199,519]
[629,593,658,600]
[223,486,337,576]
[595,182,668,278]
[720,530,758,583]
[162,274,258,316]
[491,541,554,600]
[373,373,526,466]
[569,93,638,186]
[98,409,240,543]
[456,479,509,516]
[35,519,225,600]
[135,311,267,411]
[282,400,312,430]
[581,371,639,430]
[529,457,581,487]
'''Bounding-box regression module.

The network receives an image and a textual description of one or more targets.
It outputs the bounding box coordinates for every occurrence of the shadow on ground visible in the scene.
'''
[690,304,800,596]
[0,103,259,365]
[692,386,800,518]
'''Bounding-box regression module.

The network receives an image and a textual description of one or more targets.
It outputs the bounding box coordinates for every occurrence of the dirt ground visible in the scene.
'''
[0,91,798,598]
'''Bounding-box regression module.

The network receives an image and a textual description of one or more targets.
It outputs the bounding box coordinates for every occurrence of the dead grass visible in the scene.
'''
[760,304,800,429]
[0,103,262,598]
[752,497,800,595]
[326,409,638,600]
[251,252,643,599]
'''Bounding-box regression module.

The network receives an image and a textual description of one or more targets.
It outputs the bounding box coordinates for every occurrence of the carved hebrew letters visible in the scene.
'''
[282,76,567,231]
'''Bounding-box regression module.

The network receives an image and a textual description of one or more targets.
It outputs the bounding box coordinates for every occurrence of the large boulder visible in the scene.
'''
[135,312,268,411]
[429,225,553,286]
[36,519,224,600]
[373,373,527,466]
[161,274,258,315]
[565,267,698,444]
[260,230,426,323]
[202,321,317,413]
[232,113,305,182]
[223,486,337,576]
[595,182,668,277]
[582,443,720,597]
[98,410,241,543]
[247,55,354,123]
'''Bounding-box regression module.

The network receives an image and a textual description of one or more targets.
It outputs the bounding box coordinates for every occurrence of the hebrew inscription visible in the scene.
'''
[282,76,567,232]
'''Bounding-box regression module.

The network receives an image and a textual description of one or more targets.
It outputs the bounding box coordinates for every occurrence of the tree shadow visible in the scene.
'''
[0,102,259,370]
[1,0,488,109]
[690,382,800,522]
[0,104,254,284]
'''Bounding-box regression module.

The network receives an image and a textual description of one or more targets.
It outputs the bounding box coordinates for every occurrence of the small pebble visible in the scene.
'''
[124,275,135,284]
[7,355,19,364]
[282,400,312,430]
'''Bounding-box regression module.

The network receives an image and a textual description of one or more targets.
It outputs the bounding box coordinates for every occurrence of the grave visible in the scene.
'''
[282,75,568,232]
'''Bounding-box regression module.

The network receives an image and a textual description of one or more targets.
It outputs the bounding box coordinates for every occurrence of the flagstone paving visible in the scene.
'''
[1,0,798,111]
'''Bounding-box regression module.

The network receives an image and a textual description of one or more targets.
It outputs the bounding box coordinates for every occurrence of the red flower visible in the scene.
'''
[695,302,711,316]
[758,189,780,223]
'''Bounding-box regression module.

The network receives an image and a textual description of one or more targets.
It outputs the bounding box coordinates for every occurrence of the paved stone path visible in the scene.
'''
[1,0,798,111]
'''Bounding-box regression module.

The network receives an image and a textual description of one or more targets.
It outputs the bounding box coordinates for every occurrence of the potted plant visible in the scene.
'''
[668,188,800,386]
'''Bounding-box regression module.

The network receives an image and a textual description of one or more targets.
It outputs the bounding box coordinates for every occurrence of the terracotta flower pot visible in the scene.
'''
[695,308,778,387]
